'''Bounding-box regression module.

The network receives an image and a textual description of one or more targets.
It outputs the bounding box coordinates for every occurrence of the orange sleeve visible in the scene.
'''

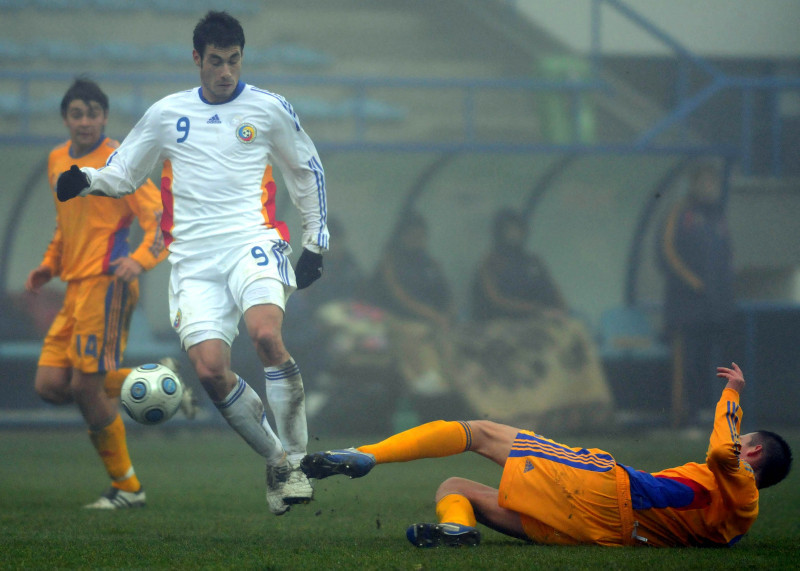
[706,388,759,511]
[124,176,168,271]
[40,225,63,277]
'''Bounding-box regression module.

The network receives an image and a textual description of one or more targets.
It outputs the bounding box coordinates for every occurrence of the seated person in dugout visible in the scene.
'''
[301,362,792,548]
[458,207,610,432]
[471,207,566,321]
[366,210,456,397]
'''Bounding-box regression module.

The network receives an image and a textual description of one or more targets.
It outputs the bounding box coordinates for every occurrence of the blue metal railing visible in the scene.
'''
[0,69,733,158]
[593,0,800,176]
[0,69,610,152]
[0,0,798,175]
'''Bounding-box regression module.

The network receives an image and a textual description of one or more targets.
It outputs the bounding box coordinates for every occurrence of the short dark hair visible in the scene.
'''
[60,77,108,118]
[193,10,245,58]
[752,430,792,489]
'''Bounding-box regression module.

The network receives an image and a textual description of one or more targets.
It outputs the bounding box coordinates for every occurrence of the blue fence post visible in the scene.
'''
[770,87,783,177]
[19,77,31,137]
[676,57,690,143]
[591,0,602,77]
[740,88,754,176]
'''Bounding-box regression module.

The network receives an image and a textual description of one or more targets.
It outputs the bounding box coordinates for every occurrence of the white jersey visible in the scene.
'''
[82,81,328,262]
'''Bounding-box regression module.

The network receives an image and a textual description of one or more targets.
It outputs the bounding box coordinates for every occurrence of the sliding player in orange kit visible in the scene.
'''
[302,362,792,548]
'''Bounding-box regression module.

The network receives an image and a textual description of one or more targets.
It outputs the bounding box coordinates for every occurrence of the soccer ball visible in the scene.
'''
[120,363,184,425]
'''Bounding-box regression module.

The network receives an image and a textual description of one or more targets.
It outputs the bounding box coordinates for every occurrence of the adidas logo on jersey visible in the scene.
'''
[524,459,535,473]
[207,114,222,124]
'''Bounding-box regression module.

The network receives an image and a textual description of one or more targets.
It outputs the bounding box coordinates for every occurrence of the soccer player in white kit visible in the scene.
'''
[55,11,328,515]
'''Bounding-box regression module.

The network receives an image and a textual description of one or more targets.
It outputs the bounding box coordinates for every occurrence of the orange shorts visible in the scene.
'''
[498,430,635,546]
[38,276,139,374]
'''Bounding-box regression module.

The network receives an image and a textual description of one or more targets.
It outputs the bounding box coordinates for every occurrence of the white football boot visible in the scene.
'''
[265,457,314,515]
[266,460,291,515]
[283,458,314,505]
[83,487,146,509]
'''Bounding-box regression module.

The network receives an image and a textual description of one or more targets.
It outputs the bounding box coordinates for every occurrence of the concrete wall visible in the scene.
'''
[517,0,800,58]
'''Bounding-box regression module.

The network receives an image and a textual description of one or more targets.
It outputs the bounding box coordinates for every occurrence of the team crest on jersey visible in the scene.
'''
[236,123,257,143]
[173,309,181,329]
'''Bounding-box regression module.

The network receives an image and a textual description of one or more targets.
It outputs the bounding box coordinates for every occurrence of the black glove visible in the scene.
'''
[56,165,90,202]
[295,248,323,289]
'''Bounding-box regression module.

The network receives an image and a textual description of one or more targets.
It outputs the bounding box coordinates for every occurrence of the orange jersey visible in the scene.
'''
[500,387,757,547]
[625,387,758,547]
[43,137,166,281]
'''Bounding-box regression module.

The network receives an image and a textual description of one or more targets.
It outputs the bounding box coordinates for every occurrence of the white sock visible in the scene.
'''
[265,359,308,464]
[216,376,284,464]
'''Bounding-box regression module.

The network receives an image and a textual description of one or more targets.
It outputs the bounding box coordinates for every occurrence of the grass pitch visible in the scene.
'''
[1,423,799,570]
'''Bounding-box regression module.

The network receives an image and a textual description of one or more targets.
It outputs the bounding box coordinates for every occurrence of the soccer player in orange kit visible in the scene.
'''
[302,362,792,548]
[25,78,187,509]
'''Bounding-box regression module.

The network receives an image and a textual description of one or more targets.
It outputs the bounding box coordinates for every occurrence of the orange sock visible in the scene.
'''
[357,420,472,464]
[89,413,141,492]
[104,368,131,399]
[436,493,477,527]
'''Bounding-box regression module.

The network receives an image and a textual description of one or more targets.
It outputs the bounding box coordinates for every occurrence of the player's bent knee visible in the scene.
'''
[189,360,236,402]
[194,366,228,389]
[251,327,283,351]
[193,360,225,381]
[252,333,289,366]
[34,369,72,405]
[468,420,513,445]
[465,420,518,464]
[34,383,71,405]
[435,477,474,501]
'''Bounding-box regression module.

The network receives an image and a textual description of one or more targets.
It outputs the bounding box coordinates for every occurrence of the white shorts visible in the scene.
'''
[168,239,296,349]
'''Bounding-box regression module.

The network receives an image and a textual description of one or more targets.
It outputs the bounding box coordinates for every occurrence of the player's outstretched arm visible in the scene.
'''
[56,165,90,202]
[716,362,745,394]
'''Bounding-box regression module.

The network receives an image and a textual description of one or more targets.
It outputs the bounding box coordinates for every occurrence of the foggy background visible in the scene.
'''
[1,0,799,433]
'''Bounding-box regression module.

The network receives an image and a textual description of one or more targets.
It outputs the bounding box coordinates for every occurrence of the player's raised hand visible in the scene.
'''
[717,362,745,392]
[295,248,323,289]
[56,165,90,202]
